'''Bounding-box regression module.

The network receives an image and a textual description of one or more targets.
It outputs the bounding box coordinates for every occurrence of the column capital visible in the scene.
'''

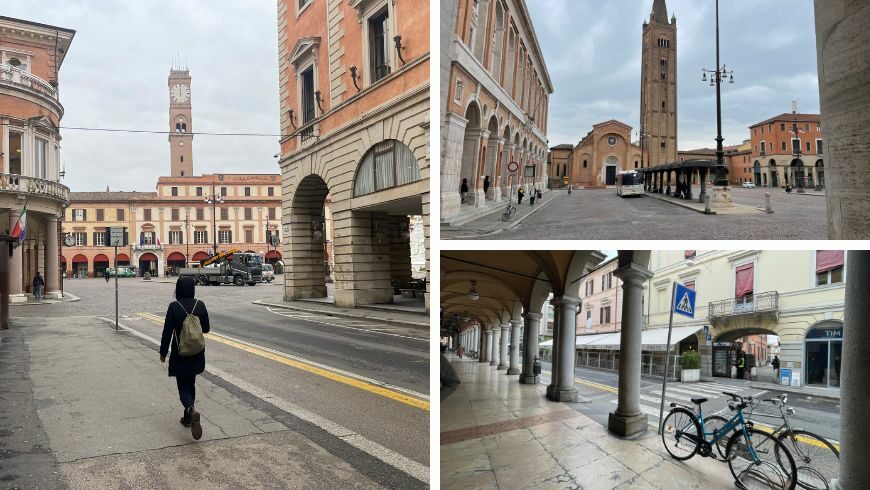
[614,263,654,286]
[523,311,543,321]
[509,319,523,328]
[557,295,582,309]
[501,323,511,330]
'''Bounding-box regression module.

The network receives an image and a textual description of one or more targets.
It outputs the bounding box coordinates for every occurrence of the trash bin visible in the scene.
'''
[533,357,542,375]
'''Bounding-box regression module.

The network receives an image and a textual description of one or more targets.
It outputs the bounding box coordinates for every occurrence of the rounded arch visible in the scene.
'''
[769,159,777,167]
[464,100,481,129]
[192,251,209,262]
[93,254,109,263]
[353,139,421,197]
[116,253,130,263]
[815,159,824,167]
[72,254,88,263]
[167,252,185,261]
[502,124,511,141]
[139,252,158,261]
[288,174,330,300]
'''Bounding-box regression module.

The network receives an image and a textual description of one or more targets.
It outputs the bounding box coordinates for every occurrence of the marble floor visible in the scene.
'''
[441,355,736,489]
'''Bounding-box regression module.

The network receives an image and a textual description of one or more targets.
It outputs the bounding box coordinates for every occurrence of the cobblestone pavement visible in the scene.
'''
[447,187,828,240]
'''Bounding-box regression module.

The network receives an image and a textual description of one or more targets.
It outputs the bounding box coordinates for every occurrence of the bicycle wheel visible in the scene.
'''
[661,408,701,461]
[703,415,731,459]
[775,430,839,490]
[727,428,797,490]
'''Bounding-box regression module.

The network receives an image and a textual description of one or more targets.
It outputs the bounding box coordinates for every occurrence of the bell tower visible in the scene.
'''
[640,0,677,167]
[168,68,193,177]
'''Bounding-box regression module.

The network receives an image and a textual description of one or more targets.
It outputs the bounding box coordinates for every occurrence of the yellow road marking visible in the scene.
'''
[541,370,619,394]
[751,422,840,451]
[138,312,429,411]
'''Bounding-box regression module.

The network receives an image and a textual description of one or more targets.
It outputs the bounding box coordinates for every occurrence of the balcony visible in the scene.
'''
[708,291,779,324]
[0,173,69,205]
[0,64,59,100]
[132,244,165,252]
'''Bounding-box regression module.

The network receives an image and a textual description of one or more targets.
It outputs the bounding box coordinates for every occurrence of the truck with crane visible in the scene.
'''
[177,249,264,286]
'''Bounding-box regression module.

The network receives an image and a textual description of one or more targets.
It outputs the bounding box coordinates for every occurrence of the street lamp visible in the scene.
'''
[184,209,190,266]
[700,0,735,189]
[790,121,806,193]
[204,183,223,255]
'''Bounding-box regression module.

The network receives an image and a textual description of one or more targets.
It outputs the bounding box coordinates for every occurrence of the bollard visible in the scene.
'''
[765,192,772,213]
[704,193,712,214]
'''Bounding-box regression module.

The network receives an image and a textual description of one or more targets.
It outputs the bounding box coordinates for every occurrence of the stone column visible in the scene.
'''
[8,209,24,303]
[44,215,60,299]
[665,170,672,195]
[481,327,491,363]
[608,263,654,437]
[814,2,870,238]
[685,169,694,200]
[500,143,514,199]
[473,129,491,207]
[498,323,510,370]
[441,113,469,220]
[836,251,870,488]
[546,299,562,398]
[699,168,709,203]
[658,171,665,194]
[490,326,501,367]
[520,312,543,383]
[507,318,524,375]
[549,295,580,402]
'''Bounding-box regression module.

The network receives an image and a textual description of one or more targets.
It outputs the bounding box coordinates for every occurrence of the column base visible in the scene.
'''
[497,364,507,370]
[506,367,521,375]
[9,294,27,304]
[546,384,555,398]
[479,358,488,363]
[45,290,62,300]
[608,411,648,437]
[546,387,577,402]
[490,361,498,367]
[520,374,539,384]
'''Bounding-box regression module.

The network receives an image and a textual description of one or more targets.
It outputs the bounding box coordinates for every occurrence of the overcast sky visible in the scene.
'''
[6,0,280,192]
[526,0,820,150]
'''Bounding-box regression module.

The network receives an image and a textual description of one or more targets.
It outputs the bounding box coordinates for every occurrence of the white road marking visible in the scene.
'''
[264,307,428,343]
[97,317,429,484]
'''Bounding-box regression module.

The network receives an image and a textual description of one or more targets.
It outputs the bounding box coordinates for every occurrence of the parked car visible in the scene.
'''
[107,266,136,277]
[741,181,756,188]
[261,263,274,283]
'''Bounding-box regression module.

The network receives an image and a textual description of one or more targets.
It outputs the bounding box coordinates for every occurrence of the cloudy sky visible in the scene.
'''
[526,0,820,150]
[6,0,280,192]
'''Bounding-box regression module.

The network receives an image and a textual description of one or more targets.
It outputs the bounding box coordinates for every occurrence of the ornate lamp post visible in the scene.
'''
[204,183,223,255]
[701,0,735,196]
[790,121,806,193]
[184,209,190,266]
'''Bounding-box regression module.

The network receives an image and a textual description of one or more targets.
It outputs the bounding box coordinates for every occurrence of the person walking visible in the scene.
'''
[460,178,469,203]
[736,353,745,380]
[483,176,490,197]
[32,272,44,302]
[105,268,111,283]
[567,184,573,196]
[517,187,525,204]
[160,276,210,440]
[771,355,780,384]
[530,187,537,206]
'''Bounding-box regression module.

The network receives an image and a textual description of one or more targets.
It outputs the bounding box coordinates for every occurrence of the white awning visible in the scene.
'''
[538,326,702,351]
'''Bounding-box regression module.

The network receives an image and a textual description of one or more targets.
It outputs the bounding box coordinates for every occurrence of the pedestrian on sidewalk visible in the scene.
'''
[32,272,44,302]
[517,187,525,204]
[567,184,572,195]
[530,187,536,206]
[105,268,111,283]
[160,276,211,440]
[772,355,780,384]
[460,178,469,203]
[736,353,745,380]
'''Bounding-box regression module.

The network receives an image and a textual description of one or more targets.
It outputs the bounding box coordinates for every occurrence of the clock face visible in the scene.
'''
[171,83,190,103]
[63,234,76,247]
[607,136,617,146]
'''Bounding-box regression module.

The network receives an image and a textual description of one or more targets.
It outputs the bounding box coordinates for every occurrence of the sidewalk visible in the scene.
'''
[253,299,428,329]
[441,355,735,489]
[643,191,764,215]
[0,316,389,489]
[441,190,562,239]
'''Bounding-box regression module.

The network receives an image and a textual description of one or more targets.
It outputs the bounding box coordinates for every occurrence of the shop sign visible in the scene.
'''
[805,328,843,340]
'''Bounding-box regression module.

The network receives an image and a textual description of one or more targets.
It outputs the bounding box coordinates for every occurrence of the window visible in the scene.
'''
[194,230,207,244]
[817,123,822,132]
[781,123,785,131]
[298,0,311,10]
[142,231,154,245]
[583,160,588,168]
[602,272,613,291]
[661,141,666,149]
[143,209,152,221]
[196,187,203,197]
[805,124,810,132]
[735,263,754,306]
[117,209,125,221]
[74,232,87,246]
[171,187,178,196]
[9,132,22,174]
[244,187,251,197]
[782,141,787,151]
[219,230,232,244]
[171,208,179,221]
[816,251,844,286]
[269,207,277,220]
[268,187,275,197]
[221,187,228,197]
[807,142,812,152]
[220,208,229,220]
[34,138,47,179]
[817,140,823,155]
[368,7,391,82]
[169,230,182,245]
[245,229,254,243]
[353,140,422,196]
[600,306,611,324]
[792,139,801,154]
[760,142,766,155]
[196,208,204,220]
[72,209,84,221]
[244,208,253,220]
[95,232,105,246]
[301,66,315,125]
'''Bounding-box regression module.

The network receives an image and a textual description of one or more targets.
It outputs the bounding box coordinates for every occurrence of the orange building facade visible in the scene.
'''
[748,113,825,189]
[441,0,552,220]
[277,0,430,309]
[0,16,74,303]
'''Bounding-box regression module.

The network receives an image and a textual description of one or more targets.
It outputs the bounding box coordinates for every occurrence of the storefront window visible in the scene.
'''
[805,322,843,388]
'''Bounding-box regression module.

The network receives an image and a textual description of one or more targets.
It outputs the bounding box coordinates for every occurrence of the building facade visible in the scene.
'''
[63,68,282,278]
[578,257,623,334]
[276,0,430,309]
[677,143,751,186]
[748,112,824,189]
[441,0,552,219]
[645,250,844,388]
[0,16,74,302]
[548,120,643,188]
[640,0,678,167]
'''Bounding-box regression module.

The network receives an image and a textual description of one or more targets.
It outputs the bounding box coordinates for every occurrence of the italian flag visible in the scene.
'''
[10,202,26,242]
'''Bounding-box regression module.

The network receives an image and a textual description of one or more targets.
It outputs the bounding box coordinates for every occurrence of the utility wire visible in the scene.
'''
[0,122,284,138]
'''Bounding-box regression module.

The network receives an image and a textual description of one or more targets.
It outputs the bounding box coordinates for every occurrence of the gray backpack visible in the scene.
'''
[175,300,205,356]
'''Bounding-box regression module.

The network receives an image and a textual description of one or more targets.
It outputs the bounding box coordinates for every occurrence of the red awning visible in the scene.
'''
[265,250,282,259]
[72,254,88,263]
[167,252,186,261]
[93,254,110,263]
[735,263,754,297]
[816,250,844,273]
[60,255,67,263]
[139,253,158,261]
[192,251,209,261]
[116,253,130,262]
[684,250,696,259]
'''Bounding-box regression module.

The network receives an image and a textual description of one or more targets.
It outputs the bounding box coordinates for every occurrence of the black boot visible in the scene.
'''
[190,406,202,440]
[180,407,192,427]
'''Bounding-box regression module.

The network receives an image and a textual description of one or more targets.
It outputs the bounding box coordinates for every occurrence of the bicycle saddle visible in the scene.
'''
[691,397,708,405]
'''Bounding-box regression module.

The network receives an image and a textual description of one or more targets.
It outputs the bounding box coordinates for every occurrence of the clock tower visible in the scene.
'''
[168,68,193,177]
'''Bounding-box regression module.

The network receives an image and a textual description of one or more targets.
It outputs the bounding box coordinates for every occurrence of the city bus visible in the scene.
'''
[616,171,644,197]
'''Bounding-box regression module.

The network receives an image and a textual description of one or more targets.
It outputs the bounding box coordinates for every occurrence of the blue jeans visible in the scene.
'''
[34,284,43,301]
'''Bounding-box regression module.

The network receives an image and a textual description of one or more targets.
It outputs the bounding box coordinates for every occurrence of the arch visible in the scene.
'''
[287,174,330,300]
[192,251,209,261]
[769,159,779,188]
[72,254,88,263]
[93,254,109,263]
[72,254,88,277]
[116,253,130,264]
[464,100,481,128]
[791,158,806,188]
[265,250,282,259]
[753,160,762,186]
[140,252,158,261]
[167,252,186,261]
[353,139,422,197]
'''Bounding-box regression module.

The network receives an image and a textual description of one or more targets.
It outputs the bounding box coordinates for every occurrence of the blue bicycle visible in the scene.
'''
[661,392,797,489]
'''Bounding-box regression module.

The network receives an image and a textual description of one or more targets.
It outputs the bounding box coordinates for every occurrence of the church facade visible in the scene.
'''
[548,121,642,189]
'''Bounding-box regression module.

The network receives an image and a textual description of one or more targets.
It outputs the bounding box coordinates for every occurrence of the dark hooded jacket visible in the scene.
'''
[160,276,210,377]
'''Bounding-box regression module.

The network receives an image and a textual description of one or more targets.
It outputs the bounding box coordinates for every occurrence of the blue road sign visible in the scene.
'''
[673,283,696,318]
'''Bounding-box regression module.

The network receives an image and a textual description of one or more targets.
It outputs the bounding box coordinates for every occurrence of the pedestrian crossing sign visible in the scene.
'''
[673,283,696,318]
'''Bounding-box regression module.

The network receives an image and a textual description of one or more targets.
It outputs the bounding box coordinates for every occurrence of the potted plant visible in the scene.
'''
[680,350,701,383]
[143,271,151,281]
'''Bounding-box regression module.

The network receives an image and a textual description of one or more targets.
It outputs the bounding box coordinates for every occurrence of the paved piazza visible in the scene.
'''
[443,187,828,240]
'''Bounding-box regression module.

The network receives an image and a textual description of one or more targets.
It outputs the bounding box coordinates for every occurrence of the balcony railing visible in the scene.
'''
[0,64,58,100]
[0,173,69,204]
[708,291,779,319]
